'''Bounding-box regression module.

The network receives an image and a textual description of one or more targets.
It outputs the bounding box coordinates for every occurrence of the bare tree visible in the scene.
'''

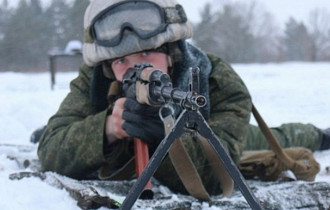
[308,8,330,61]
[242,1,282,62]
[192,3,217,54]
[193,1,280,63]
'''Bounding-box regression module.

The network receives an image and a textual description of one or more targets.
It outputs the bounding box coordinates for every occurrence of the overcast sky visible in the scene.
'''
[7,0,330,26]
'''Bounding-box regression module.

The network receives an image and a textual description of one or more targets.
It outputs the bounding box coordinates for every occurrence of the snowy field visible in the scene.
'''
[0,62,329,209]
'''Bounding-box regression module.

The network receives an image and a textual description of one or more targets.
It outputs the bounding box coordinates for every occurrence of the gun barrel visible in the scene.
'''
[153,86,206,109]
[194,95,207,107]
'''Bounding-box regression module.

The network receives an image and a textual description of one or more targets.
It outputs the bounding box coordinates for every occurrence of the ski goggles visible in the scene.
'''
[87,1,187,47]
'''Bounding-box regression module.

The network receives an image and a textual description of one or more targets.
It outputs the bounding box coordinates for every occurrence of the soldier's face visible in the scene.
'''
[111,51,170,81]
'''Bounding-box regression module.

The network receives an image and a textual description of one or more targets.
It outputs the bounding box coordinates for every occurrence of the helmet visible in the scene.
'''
[83,0,193,66]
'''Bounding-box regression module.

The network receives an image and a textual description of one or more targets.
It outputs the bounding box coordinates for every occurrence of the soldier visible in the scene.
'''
[37,0,330,196]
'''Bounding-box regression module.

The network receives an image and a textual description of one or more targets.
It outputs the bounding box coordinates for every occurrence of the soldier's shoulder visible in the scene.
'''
[78,63,94,79]
[206,53,236,80]
[206,53,235,73]
[68,63,94,93]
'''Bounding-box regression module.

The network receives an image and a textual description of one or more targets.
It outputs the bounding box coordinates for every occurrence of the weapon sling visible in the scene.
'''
[251,104,294,166]
[247,104,320,181]
[163,114,234,200]
[119,109,263,210]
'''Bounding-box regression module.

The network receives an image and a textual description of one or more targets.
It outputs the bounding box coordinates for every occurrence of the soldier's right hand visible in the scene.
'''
[105,98,130,144]
[121,98,165,149]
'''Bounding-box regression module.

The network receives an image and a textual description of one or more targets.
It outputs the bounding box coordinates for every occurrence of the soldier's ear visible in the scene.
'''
[167,55,174,76]
[90,64,112,111]
[102,61,116,80]
[167,55,173,68]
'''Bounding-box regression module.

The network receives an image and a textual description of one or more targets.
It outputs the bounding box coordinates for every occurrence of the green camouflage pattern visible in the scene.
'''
[38,65,108,178]
[245,123,323,152]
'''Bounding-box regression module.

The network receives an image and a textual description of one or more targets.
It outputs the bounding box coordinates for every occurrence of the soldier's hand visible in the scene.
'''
[122,98,165,149]
[105,98,129,144]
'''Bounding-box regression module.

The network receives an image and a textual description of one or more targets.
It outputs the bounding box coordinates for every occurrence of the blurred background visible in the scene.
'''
[1,0,330,72]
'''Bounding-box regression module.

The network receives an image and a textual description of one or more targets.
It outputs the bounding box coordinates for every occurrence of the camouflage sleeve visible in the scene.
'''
[207,54,252,163]
[37,64,125,179]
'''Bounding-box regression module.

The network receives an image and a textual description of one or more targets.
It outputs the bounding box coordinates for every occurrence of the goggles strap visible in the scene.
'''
[84,26,94,43]
[164,5,187,24]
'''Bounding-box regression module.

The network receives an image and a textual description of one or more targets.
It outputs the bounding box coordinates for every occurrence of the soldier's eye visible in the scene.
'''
[114,57,126,65]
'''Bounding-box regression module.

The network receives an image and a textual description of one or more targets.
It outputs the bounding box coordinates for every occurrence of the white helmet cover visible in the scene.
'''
[83,0,193,66]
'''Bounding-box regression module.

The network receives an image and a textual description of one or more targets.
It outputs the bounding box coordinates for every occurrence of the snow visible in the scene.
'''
[235,62,330,129]
[0,62,329,209]
[64,40,82,54]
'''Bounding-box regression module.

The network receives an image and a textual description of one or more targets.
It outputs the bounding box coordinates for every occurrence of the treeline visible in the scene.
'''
[1,0,330,72]
[0,0,89,71]
[193,2,330,63]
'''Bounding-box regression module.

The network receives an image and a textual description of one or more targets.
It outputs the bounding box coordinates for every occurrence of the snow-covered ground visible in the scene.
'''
[0,62,329,209]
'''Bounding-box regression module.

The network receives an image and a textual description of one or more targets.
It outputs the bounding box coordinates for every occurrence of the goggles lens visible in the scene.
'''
[91,1,167,47]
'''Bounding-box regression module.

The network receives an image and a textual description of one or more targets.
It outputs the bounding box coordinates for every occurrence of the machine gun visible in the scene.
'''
[120,63,263,210]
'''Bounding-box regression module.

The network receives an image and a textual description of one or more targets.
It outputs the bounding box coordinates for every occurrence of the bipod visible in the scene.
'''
[119,109,263,210]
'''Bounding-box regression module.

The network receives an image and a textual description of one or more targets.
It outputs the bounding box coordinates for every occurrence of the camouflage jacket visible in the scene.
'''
[38,53,252,195]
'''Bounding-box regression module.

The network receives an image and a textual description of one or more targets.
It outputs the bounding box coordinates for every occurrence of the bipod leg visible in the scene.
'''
[193,110,263,210]
[119,110,188,210]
